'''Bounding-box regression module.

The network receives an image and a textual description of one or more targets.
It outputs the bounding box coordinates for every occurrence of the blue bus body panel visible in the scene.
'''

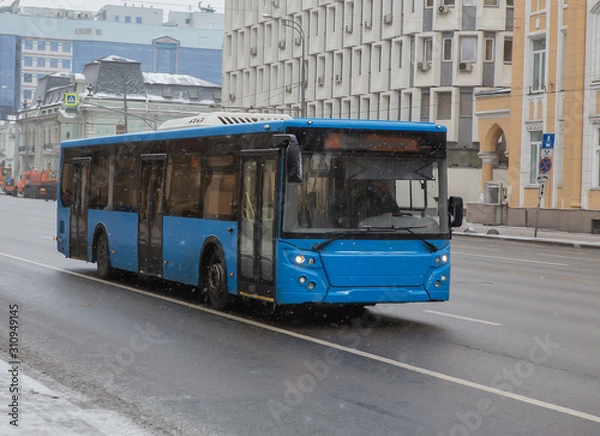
[276,239,451,305]
[88,210,138,270]
[56,206,70,256]
[162,217,238,290]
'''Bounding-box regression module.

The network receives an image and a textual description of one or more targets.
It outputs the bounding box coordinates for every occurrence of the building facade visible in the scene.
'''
[0,3,223,120]
[10,56,221,181]
[222,0,514,202]
[474,0,600,232]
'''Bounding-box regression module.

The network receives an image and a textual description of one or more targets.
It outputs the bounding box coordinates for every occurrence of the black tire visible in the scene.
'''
[96,233,113,279]
[206,250,230,310]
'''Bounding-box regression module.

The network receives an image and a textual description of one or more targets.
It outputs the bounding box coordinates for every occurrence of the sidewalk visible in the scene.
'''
[454,222,600,249]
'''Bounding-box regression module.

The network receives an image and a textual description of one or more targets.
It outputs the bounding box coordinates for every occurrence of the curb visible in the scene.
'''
[453,231,600,249]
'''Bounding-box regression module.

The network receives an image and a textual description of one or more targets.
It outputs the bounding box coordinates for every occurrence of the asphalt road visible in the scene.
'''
[0,195,599,435]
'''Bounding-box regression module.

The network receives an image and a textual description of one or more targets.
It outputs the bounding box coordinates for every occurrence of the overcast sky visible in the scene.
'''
[16,0,226,15]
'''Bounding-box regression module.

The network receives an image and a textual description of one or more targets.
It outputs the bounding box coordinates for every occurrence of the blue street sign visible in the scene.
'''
[65,93,78,106]
[542,133,555,149]
[539,157,552,174]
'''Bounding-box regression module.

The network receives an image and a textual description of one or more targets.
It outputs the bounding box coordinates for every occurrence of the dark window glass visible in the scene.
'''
[166,153,202,217]
[90,152,110,210]
[113,146,138,212]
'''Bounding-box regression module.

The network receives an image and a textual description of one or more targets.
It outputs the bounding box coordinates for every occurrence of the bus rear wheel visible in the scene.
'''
[96,233,113,279]
[206,251,230,310]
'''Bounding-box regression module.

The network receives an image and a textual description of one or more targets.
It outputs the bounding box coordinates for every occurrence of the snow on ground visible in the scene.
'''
[0,359,150,435]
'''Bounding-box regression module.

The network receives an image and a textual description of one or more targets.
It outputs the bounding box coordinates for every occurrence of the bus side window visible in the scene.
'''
[203,156,236,220]
[61,162,73,207]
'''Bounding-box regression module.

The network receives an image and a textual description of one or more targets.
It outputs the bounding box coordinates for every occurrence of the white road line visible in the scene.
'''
[1,251,599,425]
[453,251,569,267]
[423,309,503,326]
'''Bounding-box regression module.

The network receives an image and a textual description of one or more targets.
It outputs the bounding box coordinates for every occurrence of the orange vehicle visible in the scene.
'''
[20,168,59,200]
[0,162,17,196]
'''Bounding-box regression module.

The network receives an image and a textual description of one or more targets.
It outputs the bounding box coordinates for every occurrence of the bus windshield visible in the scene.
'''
[283,152,449,237]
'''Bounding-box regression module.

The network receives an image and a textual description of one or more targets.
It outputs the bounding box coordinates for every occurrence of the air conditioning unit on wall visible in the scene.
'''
[438,5,450,14]
[459,61,474,72]
[418,61,431,71]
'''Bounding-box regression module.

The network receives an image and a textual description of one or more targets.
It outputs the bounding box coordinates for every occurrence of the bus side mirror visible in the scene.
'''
[273,134,303,184]
[449,196,464,228]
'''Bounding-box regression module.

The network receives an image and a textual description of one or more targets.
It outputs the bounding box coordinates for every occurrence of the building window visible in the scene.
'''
[484,0,499,6]
[532,38,546,91]
[397,41,403,68]
[421,89,430,121]
[460,36,477,62]
[50,59,58,68]
[62,59,71,69]
[485,38,494,62]
[36,58,46,67]
[443,0,456,5]
[23,73,32,83]
[423,37,433,62]
[529,131,543,184]
[50,42,58,51]
[136,17,142,24]
[437,92,452,120]
[24,40,33,50]
[464,0,475,6]
[425,0,434,7]
[114,15,120,22]
[503,38,513,63]
[37,41,46,51]
[597,130,600,187]
[443,38,453,61]
[62,42,71,52]
[507,0,514,6]
[125,16,131,23]
[24,57,32,67]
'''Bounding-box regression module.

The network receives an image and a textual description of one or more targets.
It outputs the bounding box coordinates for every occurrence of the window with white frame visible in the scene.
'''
[532,38,546,92]
[443,0,456,5]
[437,92,452,120]
[529,131,543,184]
[443,38,452,61]
[423,37,433,63]
[485,38,494,62]
[464,0,475,6]
[483,0,499,6]
[503,38,513,63]
[425,0,434,7]
[460,36,477,62]
[597,129,600,187]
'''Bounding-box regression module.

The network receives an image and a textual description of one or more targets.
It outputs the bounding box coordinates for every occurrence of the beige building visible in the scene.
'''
[474,0,600,233]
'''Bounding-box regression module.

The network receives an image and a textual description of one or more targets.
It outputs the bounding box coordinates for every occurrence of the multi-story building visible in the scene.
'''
[222,0,514,202]
[474,0,600,233]
[0,3,224,119]
[11,55,221,179]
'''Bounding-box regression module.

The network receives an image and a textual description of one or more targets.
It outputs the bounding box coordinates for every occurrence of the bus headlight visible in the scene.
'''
[298,276,307,285]
[307,282,316,290]
[294,255,306,264]
[435,254,449,265]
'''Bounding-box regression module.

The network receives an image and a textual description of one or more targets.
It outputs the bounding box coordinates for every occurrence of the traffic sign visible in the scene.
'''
[65,93,78,106]
[542,133,555,149]
[539,157,552,174]
[537,173,550,182]
[541,148,553,157]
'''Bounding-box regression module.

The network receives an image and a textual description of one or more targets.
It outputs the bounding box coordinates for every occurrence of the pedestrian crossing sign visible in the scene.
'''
[65,93,78,106]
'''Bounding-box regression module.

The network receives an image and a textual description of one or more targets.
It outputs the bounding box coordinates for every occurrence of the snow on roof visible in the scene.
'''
[142,72,219,88]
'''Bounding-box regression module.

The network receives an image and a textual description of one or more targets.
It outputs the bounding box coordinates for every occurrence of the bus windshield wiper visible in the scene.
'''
[362,225,440,253]
[312,229,369,252]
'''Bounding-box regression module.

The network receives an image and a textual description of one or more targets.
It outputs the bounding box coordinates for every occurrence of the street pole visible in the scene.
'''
[122,72,128,134]
[263,14,306,118]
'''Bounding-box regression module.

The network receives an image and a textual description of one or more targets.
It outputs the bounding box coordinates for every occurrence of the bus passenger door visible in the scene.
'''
[70,158,90,260]
[239,153,278,301]
[138,155,166,276]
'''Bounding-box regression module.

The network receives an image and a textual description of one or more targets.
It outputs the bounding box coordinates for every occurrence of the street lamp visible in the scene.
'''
[263,14,306,118]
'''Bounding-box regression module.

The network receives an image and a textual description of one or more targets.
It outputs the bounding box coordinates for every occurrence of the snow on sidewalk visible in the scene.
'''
[0,359,150,435]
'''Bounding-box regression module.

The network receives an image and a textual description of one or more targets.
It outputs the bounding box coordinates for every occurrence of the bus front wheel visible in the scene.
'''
[206,251,230,310]
[96,233,113,279]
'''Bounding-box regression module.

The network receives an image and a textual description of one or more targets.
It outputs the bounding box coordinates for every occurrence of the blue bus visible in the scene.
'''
[56,113,463,310]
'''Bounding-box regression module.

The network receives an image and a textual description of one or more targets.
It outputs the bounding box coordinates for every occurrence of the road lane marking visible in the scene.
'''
[423,310,503,326]
[1,251,599,425]
[453,251,569,267]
